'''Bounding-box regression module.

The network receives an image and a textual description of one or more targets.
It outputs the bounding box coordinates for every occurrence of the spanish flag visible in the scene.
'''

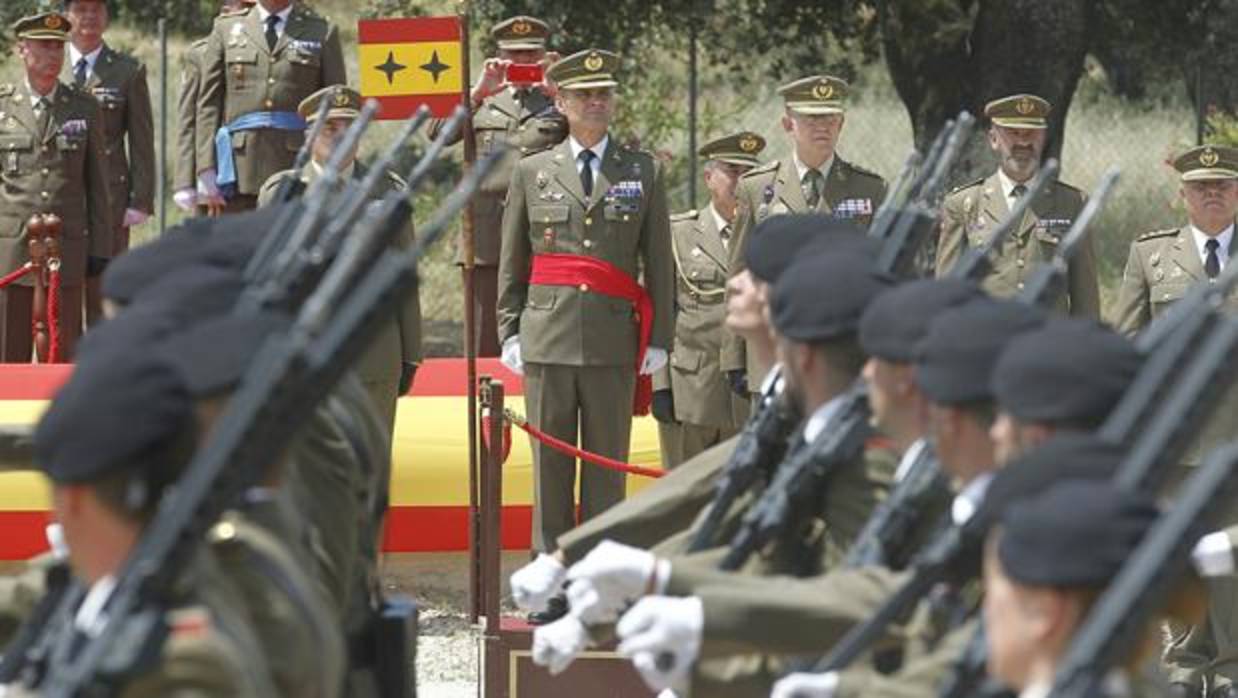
[357,16,464,119]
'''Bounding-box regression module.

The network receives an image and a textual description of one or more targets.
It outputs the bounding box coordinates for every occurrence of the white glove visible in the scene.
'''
[770,671,840,698]
[531,614,590,675]
[567,541,658,617]
[501,335,523,375]
[510,553,566,612]
[196,168,221,199]
[616,596,703,693]
[122,208,150,228]
[640,347,668,375]
[172,188,198,212]
[1194,530,1236,578]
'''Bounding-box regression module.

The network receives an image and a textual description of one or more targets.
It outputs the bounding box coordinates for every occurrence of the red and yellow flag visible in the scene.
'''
[357,16,464,119]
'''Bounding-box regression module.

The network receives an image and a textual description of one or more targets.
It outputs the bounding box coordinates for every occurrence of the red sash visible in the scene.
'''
[529,253,653,416]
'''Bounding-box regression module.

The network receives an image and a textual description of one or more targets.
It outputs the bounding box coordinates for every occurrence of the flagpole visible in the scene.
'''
[458,0,483,629]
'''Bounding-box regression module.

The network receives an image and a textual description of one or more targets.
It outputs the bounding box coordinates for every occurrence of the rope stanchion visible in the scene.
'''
[503,408,665,479]
[46,264,61,364]
[0,264,33,290]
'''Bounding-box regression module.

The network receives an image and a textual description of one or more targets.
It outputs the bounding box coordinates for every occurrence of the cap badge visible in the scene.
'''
[1201,147,1220,167]
[512,20,532,35]
[333,91,350,107]
[1015,97,1035,115]
[738,135,760,153]
[45,15,63,29]
[584,53,604,72]
[812,82,834,100]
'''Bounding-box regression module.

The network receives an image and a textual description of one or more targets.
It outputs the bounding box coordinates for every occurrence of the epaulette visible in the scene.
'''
[218,5,250,19]
[841,159,883,180]
[190,37,210,50]
[518,142,556,158]
[670,209,699,222]
[1136,228,1179,242]
[948,177,986,195]
[741,160,779,179]
[0,84,15,98]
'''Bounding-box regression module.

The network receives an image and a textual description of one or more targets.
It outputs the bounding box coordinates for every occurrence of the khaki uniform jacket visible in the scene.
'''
[257,162,423,382]
[653,209,748,428]
[64,43,155,227]
[175,39,209,192]
[723,157,887,386]
[196,3,346,195]
[1112,224,1238,466]
[497,137,674,364]
[934,172,1100,317]
[431,87,567,265]
[0,82,114,284]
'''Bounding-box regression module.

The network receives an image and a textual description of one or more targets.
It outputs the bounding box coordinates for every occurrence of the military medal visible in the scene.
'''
[535,170,549,189]
[543,228,555,249]
[232,63,244,79]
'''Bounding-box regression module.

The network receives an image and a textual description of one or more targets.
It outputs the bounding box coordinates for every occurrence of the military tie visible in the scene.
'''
[265,15,280,52]
[1011,183,1028,199]
[802,168,824,210]
[720,223,731,251]
[33,97,51,138]
[1206,238,1221,280]
[73,58,88,87]
[578,149,596,198]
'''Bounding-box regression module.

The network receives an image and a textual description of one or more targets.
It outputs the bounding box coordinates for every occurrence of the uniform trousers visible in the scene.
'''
[1,284,83,362]
[524,362,634,552]
[470,265,501,357]
[658,421,738,470]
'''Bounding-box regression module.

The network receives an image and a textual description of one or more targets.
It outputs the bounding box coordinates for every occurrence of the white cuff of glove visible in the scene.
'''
[531,614,590,675]
[616,596,703,693]
[510,552,566,612]
[640,347,668,375]
[501,335,524,375]
[172,188,198,212]
[771,671,840,698]
[122,208,149,228]
[196,169,221,199]
[1194,530,1236,578]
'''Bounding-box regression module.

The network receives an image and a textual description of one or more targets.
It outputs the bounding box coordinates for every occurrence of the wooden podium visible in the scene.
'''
[476,378,655,698]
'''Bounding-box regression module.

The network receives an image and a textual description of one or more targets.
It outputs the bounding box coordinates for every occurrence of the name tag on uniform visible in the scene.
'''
[834,198,873,219]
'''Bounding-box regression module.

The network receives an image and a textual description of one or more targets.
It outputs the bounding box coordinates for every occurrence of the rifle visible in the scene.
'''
[1016,168,1120,308]
[269,90,334,205]
[867,114,957,245]
[1049,439,1238,698]
[947,160,1059,281]
[16,149,508,698]
[843,443,953,570]
[686,367,799,553]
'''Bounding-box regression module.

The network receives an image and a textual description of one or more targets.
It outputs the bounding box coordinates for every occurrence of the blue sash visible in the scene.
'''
[214,111,306,197]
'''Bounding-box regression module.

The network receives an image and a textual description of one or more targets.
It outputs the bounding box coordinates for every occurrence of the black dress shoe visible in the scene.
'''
[527,594,568,625]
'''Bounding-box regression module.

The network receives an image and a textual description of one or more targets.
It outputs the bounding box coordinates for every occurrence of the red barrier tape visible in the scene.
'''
[504,408,664,479]
[47,267,61,363]
[0,264,32,290]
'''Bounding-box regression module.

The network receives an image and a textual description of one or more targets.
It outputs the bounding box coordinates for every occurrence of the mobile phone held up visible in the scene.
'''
[505,63,544,86]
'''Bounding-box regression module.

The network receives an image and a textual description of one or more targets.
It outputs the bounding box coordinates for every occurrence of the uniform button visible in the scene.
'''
[265,99,274,109]
[42,145,49,152]
[689,270,698,278]
[267,77,276,85]
[585,217,593,226]
[104,147,112,156]
[1016,259,1025,267]
[40,168,48,176]
[40,191,49,199]
[583,239,593,248]
[519,124,527,132]
[1017,282,1025,290]
[578,283,589,292]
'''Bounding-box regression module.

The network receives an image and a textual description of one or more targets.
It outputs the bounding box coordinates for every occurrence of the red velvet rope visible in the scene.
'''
[47,266,61,364]
[0,264,33,290]
[504,409,664,479]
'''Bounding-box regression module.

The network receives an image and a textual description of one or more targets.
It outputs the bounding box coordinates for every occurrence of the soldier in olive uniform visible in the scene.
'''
[258,85,423,432]
[0,12,113,362]
[1111,144,1238,698]
[195,0,346,213]
[63,0,154,327]
[724,75,887,395]
[934,94,1100,317]
[498,48,674,561]
[431,15,567,356]
[652,132,763,468]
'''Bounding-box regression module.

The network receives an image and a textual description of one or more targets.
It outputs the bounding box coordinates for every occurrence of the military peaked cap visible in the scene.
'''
[299,85,362,123]
[546,49,619,90]
[984,94,1051,129]
[491,15,550,50]
[778,75,849,115]
[13,11,71,41]
[699,132,765,167]
[1174,144,1238,182]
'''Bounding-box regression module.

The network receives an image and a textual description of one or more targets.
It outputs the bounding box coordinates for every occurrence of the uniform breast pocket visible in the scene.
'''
[0,134,32,175]
[1034,226,1063,249]
[226,48,259,87]
[288,48,322,70]
[475,127,506,155]
[529,204,569,249]
[1150,282,1189,312]
[55,134,84,153]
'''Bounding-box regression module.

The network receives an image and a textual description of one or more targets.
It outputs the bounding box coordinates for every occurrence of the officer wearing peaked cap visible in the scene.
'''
[935,93,1100,318]
[724,74,887,396]
[652,132,765,468]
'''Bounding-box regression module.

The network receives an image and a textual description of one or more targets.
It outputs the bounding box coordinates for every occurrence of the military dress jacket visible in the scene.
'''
[63,43,155,228]
[723,156,887,387]
[196,3,346,195]
[497,137,675,366]
[175,38,209,193]
[653,208,748,428]
[934,172,1100,317]
[257,162,423,384]
[432,87,567,265]
[0,82,114,285]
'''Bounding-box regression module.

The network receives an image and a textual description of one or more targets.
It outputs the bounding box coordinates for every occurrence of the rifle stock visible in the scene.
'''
[844,445,952,570]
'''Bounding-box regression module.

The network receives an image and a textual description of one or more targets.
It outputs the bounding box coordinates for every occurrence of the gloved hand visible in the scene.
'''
[85,256,109,278]
[531,614,590,675]
[172,188,197,212]
[616,596,703,693]
[640,347,668,375]
[771,671,840,698]
[565,575,629,625]
[196,169,226,216]
[500,335,523,375]
[566,540,658,614]
[726,369,748,397]
[651,389,676,424]
[121,208,149,228]
[1193,530,1236,578]
[398,362,418,395]
[510,553,566,612]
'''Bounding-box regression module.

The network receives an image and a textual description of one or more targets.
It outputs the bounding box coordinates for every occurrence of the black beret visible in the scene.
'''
[858,279,984,362]
[157,310,291,398]
[745,213,877,283]
[914,298,1045,404]
[35,313,194,484]
[128,264,246,327]
[771,249,894,343]
[998,480,1159,587]
[194,202,297,271]
[101,230,211,306]
[992,318,1141,425]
